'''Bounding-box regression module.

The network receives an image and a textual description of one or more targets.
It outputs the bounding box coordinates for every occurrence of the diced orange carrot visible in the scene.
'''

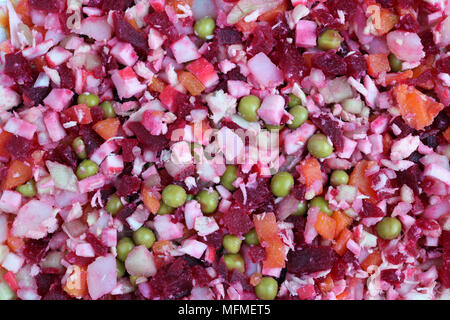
[0,12,9,30]
[32,56,47,73]
[319,274,334,294]
[333,228,353,256]
[0,41,14,54]
[235,19,257,33]
[0,130,12,161]
[393,84,445,130]
[374,8,399,35]
[349,160,378,202]
[314,211,336,241]
[167,0,193,14]
[253,212,286,269]
[366,54,390,77]
[92,118,120,140]
[258,0,288,22]
[141,185,160,214]
[148,77,167,93]
[336,290,349,300]
[6,235,24,253]
[64,265,88,298]
[3,160,33,190]
[299,157,323,196]
[383,70,413,86]
[332,211,353,237]
[411,63,434,90]
[125,16,139,31]
[178,71,205,96]
[360,251,383,272]
[443,127,450,143]
[152,240,174,268]
[15,0,33,27]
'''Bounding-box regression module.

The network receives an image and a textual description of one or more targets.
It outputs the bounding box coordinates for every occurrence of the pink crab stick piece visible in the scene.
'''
[248,53,283,88]
[111,67,147,99]
[4,117,37,140]
[186,57,219,88]
[170,35,201,64]
[295,20,317,48]
[43,88,74,112]
[257,94,286,125]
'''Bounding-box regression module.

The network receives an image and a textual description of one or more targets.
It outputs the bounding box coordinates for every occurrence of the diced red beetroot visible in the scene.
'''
[287,246,337,275]
[327,0,358,16]
[310,8,341,29]
[442,231,450,260]
[440,262,450,288]
[222,203,253,235]
[4,53,35,86]
[36,273,62,297]
[311,51,347,78]
[56,64,75,89]
[396,164,423,194]
[216,27,242,45]
[344,52,367,79]
[232,179,274,213]
[90,106,104,123]
[29,0,63,12]
[229,269,253,292]
[418,30,439,55]
[102,0,133,10]
[249,24,275,56]
[42,283,72,300]
[117,138,138,162]
[381,269,405,285]
[45,144,78,170]
[360,199,385,218]
[395,14,419,32]
[115,175,141,196]
[113,12,149,55]
[150,257,193,299]
[204,230,225,249]
[248,245,266,263]
[85,233,108,256]
[436,56,450,74]
[272,13,291,41]
[127,122,169,152]
[273,41,309,83]
[64,252,95,266]
[378,0,394,7]
[391,116,416,139]
[291,184,306,201]
[4,135,35,160]
[116,204,137,224]
[144,12,179,42]
[23,238,49,264]
[159,85,188,113]
[79,125,105,157]
[22,86,51,107]
[191,265,211,287]
[385,248,407,265]
[416,217,440,234]
[310,114,344,151]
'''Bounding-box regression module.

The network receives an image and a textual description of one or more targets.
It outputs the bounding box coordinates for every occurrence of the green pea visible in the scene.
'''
[223,235,242,254]
[196,189,219,214]
[221,165,238,191]
[287,93,302,107]
[270,172,294,197]
[101,101,116,118]
[133,227,156,249]
[16,180,36,197]
[116,259,126,278]
[117,237,135,262]
[76,159,98,180]
[255,277,278,300]
[388,53,402,73]
[162,184,187,208]
[72,137,87,160]
[291,201,307,216]
[266,124,284,131]
[317,29,342,51]
[376,217,402,240]
[129,275,139,286]
[244,228,259,245]
[238,95,261,122]
[157,202,175,215]
[307,133,333,158]
[224,253,245,273]
[194,17,216,40]
[77,93,99,107]
[330,170,349,187]
[309,196,333,216]
[106,194,123,216]
[287,105,308,129]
